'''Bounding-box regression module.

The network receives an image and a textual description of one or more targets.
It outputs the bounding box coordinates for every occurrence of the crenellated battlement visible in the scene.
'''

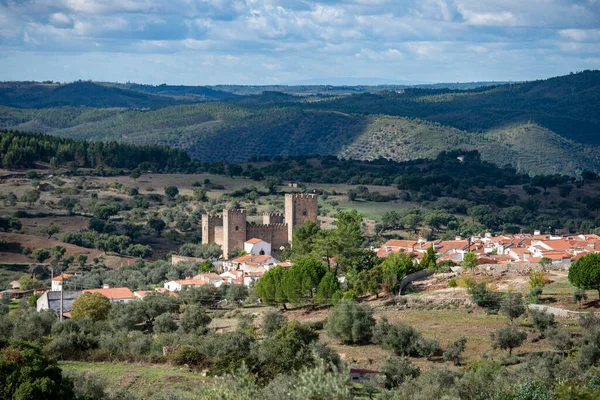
[285,193,318,199]
[264,212,284,217]
[224,208,247,214]
[247,223,288,230]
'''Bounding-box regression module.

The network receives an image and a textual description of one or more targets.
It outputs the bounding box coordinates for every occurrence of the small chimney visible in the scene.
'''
[102,284,110,289]
[455,236,462,241]
[534,230,541,236]
[485,232,492,238]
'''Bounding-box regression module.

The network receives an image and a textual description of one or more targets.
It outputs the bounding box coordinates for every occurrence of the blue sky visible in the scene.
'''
[0,0,598,84]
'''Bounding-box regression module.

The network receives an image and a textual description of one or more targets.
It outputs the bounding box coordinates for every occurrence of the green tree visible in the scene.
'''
[71,292,111,321]
[180,305,212,334]
[325,300,375,344]
[491,324,527,355]
[51,245,66,266]
[499,293,526,321]
[43,223,61,239]
[263,177,281,194]
[291,221,321,257]
[569,253,600,298]
[227,285,248,306]
[0,343,76,400]
[153,313,177,333]
[420,245,437,272]
[380,252,417,294]
[316,272,340,304]
[193,188,208,202]
[529,309,556,338]
[129,168,141,180]
[21,189,40,206]
[147,218,166,236]
[256,266,288,308]
[164,186,179,199]
[125,244,152,258]
[442,336,467,365]
[19,275,41,290]
[462,252,479,273]
[262,309,286,336]
[380,355,420,389]
[30,248,50,263]
[283,257,327,306]
[78,254,88,268]
[57,197,78,215]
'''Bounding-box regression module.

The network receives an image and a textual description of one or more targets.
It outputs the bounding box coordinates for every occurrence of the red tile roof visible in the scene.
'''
[52,273,72,282]
[83,287,134,300]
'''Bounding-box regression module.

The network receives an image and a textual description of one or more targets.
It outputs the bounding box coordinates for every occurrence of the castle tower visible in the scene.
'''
[202,214,223,245]
[284,194,318,244]
[223,209,247,259]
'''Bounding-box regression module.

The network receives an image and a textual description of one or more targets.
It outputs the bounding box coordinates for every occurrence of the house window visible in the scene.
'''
[302,209,307,216]
[235,226,239,231]
[259,250,265,255]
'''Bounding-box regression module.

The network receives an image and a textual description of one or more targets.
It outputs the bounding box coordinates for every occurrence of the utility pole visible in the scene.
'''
[60,276,64,321]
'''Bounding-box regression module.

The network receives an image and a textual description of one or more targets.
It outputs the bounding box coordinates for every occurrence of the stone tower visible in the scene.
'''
[223,209,247,259]
[284,194,318,244]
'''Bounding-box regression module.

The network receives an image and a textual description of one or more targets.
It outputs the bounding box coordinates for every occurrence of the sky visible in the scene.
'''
[0,0,598,85]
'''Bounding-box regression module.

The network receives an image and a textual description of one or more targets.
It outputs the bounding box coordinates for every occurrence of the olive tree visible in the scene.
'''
[491,325,527,355]
[325,300,375,345]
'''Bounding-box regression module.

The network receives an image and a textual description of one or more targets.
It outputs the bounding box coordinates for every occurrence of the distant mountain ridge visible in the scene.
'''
[0,71,598,175]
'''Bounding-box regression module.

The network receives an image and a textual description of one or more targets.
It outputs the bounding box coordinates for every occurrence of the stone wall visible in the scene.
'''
[475,262,569,275]
[171,255,204,265]
[246,223,289,249]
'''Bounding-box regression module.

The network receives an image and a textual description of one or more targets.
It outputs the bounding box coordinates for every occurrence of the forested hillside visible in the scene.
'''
[0,71,598,175]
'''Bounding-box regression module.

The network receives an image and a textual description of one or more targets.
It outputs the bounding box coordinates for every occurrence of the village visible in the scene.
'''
[12,228,597,319]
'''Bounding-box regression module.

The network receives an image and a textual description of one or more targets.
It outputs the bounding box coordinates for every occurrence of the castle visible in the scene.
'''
[202,194,318,258]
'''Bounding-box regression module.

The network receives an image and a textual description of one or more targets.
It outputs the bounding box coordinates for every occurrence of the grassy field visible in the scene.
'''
[59,361,209,397]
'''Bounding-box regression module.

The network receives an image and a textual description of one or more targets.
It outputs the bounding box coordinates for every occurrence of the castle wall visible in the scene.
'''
[223,209,247,259]
[246,223,289,249]
[285,194,318,244]
[263,212,284,224]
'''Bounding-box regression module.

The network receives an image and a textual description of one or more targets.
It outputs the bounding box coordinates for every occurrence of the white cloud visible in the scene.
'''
[559,29,600,42]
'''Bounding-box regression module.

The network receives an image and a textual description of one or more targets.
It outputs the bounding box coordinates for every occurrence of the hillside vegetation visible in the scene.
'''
[0,71,598,175]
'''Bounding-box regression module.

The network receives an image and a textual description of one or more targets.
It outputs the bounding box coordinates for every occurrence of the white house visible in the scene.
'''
[192,273,224,287]
[244,238,271,256]
[223,254,280,272]
[51,273,73,291]
[164,278,206,292]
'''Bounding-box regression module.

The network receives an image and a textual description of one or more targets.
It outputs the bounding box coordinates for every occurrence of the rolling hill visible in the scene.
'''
[0,71,597,175]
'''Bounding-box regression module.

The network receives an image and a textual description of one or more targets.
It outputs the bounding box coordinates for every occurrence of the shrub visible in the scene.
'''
[180,305,211,334]
[416,337,441,360]
[380,355,420,389]
[153,313,178,333]
[443,336,467,365]
[529,309,556,337]
[325,300,375,345]
[262,310,285,337]
[381,323,422,356]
